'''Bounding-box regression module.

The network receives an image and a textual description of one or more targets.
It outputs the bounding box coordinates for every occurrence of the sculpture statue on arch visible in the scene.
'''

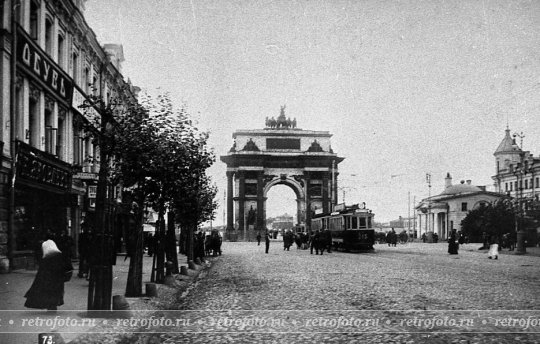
[277,105,288,129]
[247,205,256,225]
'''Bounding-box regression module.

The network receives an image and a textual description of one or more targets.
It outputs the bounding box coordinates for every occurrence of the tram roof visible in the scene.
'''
[312,205,374,219]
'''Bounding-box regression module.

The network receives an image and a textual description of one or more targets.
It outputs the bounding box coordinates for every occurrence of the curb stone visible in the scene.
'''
[68,258,215,344]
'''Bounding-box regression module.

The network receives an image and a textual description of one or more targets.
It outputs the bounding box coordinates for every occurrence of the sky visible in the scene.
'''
[84,0,540,223]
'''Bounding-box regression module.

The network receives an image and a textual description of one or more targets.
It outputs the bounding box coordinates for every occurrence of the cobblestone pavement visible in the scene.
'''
[76,242,539,343]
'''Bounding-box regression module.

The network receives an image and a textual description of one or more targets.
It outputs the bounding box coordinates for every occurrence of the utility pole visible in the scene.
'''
[426,173,432,234]
[408,191,411,233]
[413,195,416,237]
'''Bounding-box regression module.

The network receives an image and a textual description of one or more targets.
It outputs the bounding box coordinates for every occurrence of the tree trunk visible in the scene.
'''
[125,203,144,297]
[187,222,195,263]
[155,212,166,283]
[88,130,112,310]
[166,211,179,274]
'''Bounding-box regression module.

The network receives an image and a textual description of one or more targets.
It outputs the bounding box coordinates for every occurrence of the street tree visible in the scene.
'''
[137,93,216,282]
[80,88,139,310]
[460,199,515,243]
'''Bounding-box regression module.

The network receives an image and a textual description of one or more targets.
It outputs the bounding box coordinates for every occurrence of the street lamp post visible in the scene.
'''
[426,173,432,235]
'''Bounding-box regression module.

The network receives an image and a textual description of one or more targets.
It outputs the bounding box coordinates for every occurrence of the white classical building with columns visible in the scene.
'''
[415,173,502,240]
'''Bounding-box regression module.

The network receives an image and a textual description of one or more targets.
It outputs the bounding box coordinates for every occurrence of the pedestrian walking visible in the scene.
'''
[265,232,270,254]
[77,223,91,278]
[310,230,321,255]
[448,230,459,255]
[24,239,72,311]
[256,232,262,246]
[488,235,499,260]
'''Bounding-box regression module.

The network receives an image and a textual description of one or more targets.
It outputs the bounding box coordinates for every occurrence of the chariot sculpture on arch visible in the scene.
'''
[265,105,297,129]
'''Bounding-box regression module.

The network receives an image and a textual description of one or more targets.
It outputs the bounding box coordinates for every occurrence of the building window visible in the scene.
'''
[93,75,99,96]
[505,182,508,191]
[30,1,40,40]
[28,98,39,148]
[45,18,53,55]
[461,202,468,211]
[515,181,518,190]
[536,177,539,188]
[57,114,65,159]
[44,109,56,155]
[83,66,91,94]
[72,51,79,84]
[73,124,84,166]
[57,33,65,68]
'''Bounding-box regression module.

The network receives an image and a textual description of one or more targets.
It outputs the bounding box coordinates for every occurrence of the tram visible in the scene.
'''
[311,202,375,251]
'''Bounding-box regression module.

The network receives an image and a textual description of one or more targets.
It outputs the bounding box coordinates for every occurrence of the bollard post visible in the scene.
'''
[146,283,158,297]
[166,261,173,276]
[180,266,189,275]
[188,260,196,270]
[112,295,132,317]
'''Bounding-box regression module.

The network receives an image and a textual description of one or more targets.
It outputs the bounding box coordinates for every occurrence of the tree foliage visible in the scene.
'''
[460,199,515,242]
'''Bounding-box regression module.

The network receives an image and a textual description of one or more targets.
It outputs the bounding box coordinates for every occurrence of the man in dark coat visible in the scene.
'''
[265,232,271,254]
[256,232,262,246]
[324,229,333,253]
[77,225,91,278]
[310,230,321,255]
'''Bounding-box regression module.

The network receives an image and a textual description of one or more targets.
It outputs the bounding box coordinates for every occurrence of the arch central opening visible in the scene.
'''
[266,184,298,238]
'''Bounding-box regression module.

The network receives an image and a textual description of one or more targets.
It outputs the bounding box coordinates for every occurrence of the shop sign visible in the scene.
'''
[17,26,73,104]
[74,172,99,181]
[334,203,346,212]
[16,141,72,192]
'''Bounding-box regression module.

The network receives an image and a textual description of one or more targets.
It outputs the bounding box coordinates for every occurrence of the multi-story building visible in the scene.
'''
[0,0,138,272]
[492,128,540,245]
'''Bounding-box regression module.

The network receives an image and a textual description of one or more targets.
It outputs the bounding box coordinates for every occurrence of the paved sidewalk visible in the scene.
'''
[0,252,193,343]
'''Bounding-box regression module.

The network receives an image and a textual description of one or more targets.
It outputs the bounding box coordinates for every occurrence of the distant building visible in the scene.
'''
[492,128,540,245]
[271,214,294,232]
[388,216,416,234]
[492,128,540,200]
[415,173,502,240]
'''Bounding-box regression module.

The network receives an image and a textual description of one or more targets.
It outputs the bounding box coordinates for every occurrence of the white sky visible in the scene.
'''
[85,0,540,223]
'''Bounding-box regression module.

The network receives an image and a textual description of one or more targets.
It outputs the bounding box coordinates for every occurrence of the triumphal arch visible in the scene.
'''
[220,106,344,240]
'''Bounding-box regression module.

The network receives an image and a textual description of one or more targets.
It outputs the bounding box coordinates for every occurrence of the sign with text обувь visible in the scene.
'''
[16,25,74,105]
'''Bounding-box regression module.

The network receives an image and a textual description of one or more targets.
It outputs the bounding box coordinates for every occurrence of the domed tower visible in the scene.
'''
[494,127,522,175]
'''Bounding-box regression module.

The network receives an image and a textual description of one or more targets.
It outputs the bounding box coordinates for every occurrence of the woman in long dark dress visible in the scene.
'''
[24,240,67,310]
[448,230,459,255]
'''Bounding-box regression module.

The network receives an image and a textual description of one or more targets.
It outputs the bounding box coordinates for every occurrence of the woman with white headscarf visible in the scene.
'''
[24,239,71,310]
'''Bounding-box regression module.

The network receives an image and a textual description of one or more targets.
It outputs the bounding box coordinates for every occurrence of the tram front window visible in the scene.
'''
[359,217,367,228]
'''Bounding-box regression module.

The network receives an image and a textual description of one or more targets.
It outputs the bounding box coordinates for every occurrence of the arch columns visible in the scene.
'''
[256,171,265,231]
[304,171,311,232]
[226,171,234,232]
[238,171,246,232]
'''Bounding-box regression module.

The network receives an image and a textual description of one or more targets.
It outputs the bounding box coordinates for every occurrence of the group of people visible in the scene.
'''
[258,229,333,255]
[386,228,398,247]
